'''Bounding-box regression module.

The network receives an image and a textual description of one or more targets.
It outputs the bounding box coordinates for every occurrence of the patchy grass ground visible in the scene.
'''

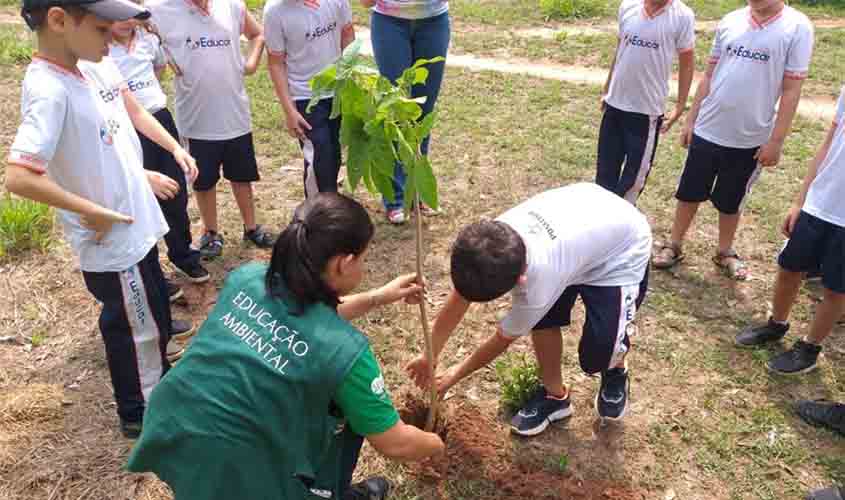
[1,4,844,500]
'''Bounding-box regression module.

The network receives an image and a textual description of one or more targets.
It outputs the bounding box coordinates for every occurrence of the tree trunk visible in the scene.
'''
[414,194,438,431]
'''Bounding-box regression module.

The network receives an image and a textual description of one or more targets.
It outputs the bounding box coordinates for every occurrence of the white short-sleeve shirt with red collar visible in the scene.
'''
[8,57,168,273]
[109,28,169,114]
[604,0,696,117]
[147,0,252,141]
[694,5,814,149]
[804,86,845,228]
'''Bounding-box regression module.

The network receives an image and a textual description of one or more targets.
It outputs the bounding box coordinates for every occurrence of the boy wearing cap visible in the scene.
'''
[597,0,696,204]
[146,0,275,259]
[653,0,814,280]
[264,0,355,198]
[6,0,198,438]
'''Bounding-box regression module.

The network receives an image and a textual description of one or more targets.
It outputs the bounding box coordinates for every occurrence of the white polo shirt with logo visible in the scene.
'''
[8,57,168,273]
[604,0,695,117]
[694,5,814,149]
[109,28,168,114]
[147,0,252,141]
[803,86,845,228]
[263,0,352,101]
[497,183,653,338]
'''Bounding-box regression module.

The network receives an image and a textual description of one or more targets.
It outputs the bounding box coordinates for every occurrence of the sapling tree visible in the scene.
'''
[308,40,444,431]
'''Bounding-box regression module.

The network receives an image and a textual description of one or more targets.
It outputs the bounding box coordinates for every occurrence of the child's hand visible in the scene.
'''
[435,366,458,397]
[406,355,434,389]
[755,139,784,167]
[285,110,312,140]
[679,124,693,148]
[147,171,180,200]
[661,107,683,134]
[81,206,133,242]
[782,205,802,238]
[172,146,198,183]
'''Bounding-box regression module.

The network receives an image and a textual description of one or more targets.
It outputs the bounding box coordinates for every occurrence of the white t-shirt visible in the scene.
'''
[374,0,447,20]
[147,0,252,140]
[498,183,652,338]
[8,57,168,273]
[109,29,168,114]
[694,5,814,149]
[604,0,695,117]
[804,86,845,228]
[263,0,352,101]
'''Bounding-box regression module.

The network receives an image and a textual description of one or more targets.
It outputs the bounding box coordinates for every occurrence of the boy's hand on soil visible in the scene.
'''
[378,273,424,306]
[406,356,433,389]
[147,171,180,200]
[80,207,133,242]
[285,110,312,140]
[172,146,198,183]
[782,205,802,237]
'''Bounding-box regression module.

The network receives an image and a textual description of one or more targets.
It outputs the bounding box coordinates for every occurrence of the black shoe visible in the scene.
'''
[199,231,224,259]
[174,261,210,284]
[767,340,822,375]
[510,386,573,437]
[166,279,183,303]
[807,486,843,500]
[120,419,142,440]
[171,319,195,341]
[735,318,789,347]
[243,225,277,249]
[344,476,390,500]
[795,400,845,436]
[596,367,629,421]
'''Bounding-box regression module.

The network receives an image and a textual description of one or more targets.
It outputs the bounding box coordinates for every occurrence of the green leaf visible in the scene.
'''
[412,67,429,85]
[373,170,395,203]
[403,164,417,210]
[414,155,438,210]
[416,111,437,140]
[411,56,445,70]
[307,65,337,113]
[340,115,368,191]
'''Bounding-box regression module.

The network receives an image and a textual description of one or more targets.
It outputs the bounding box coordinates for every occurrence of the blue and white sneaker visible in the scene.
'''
[510,386,573,437]
[595,367,629,421]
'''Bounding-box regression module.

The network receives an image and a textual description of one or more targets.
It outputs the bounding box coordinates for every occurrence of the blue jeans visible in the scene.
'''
[370,10,450,210]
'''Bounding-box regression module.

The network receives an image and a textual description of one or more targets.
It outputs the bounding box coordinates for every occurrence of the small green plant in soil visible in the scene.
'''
[309,40,444,430]
[0,196,53,259]
[495,352,541,413]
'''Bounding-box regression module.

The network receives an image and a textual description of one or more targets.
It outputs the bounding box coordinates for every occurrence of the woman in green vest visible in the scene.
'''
[127,193,444,500]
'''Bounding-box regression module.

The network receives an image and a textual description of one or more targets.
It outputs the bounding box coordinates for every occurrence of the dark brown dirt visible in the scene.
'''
[396,394,647,500]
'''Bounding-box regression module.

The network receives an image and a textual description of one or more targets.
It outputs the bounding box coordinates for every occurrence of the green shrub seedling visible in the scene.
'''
[494,353,542,413]
[0,195,53,259]
[308,40,444,431]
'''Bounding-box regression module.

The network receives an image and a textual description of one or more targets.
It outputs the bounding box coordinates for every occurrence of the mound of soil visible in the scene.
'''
[396,394,646,500]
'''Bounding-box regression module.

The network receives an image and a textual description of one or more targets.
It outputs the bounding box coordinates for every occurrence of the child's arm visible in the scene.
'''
[601,38,619,111]
[783,118,837,237]
[663,50,695,134]
[435,328,515,395]
[267,53,312,140]
[5,164,133,240]
[243,11,265,75]
[122,91,198,183]
[755,76,804,168]
[341,23,355,50]
[406,289,471,388]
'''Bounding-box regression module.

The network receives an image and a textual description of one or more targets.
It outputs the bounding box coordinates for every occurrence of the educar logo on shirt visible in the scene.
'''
[305,22,338,41]
[623,33,660,50]
[725,44,771,62]
[184,36,233,49]
[99,119,120,146]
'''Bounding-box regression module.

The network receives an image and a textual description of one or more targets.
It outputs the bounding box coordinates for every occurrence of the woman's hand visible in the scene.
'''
[375,273,424,306]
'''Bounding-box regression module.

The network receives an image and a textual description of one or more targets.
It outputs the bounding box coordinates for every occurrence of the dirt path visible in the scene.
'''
[357,28,836,121]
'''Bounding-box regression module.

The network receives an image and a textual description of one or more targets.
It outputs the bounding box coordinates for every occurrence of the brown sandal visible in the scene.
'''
[652,242,684,269]
[713,249,749,281]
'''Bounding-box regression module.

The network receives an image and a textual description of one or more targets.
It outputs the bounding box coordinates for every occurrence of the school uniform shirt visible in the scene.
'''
[694,5,814,149]
[146,0,252,141]
[8,57,168,273]
[374,0,447,20]
[263,0,352,101]
[109,29,169,114]
[604,0,695,117]
[498,183,652,338]
[803,86,845,227]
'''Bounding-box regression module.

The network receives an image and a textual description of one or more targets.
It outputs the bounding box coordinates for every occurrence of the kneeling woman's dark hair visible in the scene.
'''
[266,193,374,313]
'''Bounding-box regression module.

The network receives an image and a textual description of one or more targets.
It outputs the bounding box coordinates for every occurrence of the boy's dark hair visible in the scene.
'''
[266,193,374,314]
[450,220,526,302]
[23,5,88,31]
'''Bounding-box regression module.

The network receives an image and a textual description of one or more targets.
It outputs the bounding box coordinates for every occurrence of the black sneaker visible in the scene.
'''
[510,386,573,437]
[171,319,195,341]
[199,231,224,259]
[120,419,142,440]
[735,318,789,348]
[165,279,183,303]
[174,261,210,284]
[596,367,629,421]
[344,476,390,500]
[767,340,822,375]
[243,225,276,249]
[795,400,845,436]
[807,485,843,500]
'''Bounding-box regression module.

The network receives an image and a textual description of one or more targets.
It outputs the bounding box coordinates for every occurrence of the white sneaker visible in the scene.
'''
[386,209,405,225]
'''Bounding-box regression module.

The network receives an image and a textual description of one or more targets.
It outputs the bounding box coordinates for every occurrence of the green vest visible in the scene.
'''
[127,262,369,500]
